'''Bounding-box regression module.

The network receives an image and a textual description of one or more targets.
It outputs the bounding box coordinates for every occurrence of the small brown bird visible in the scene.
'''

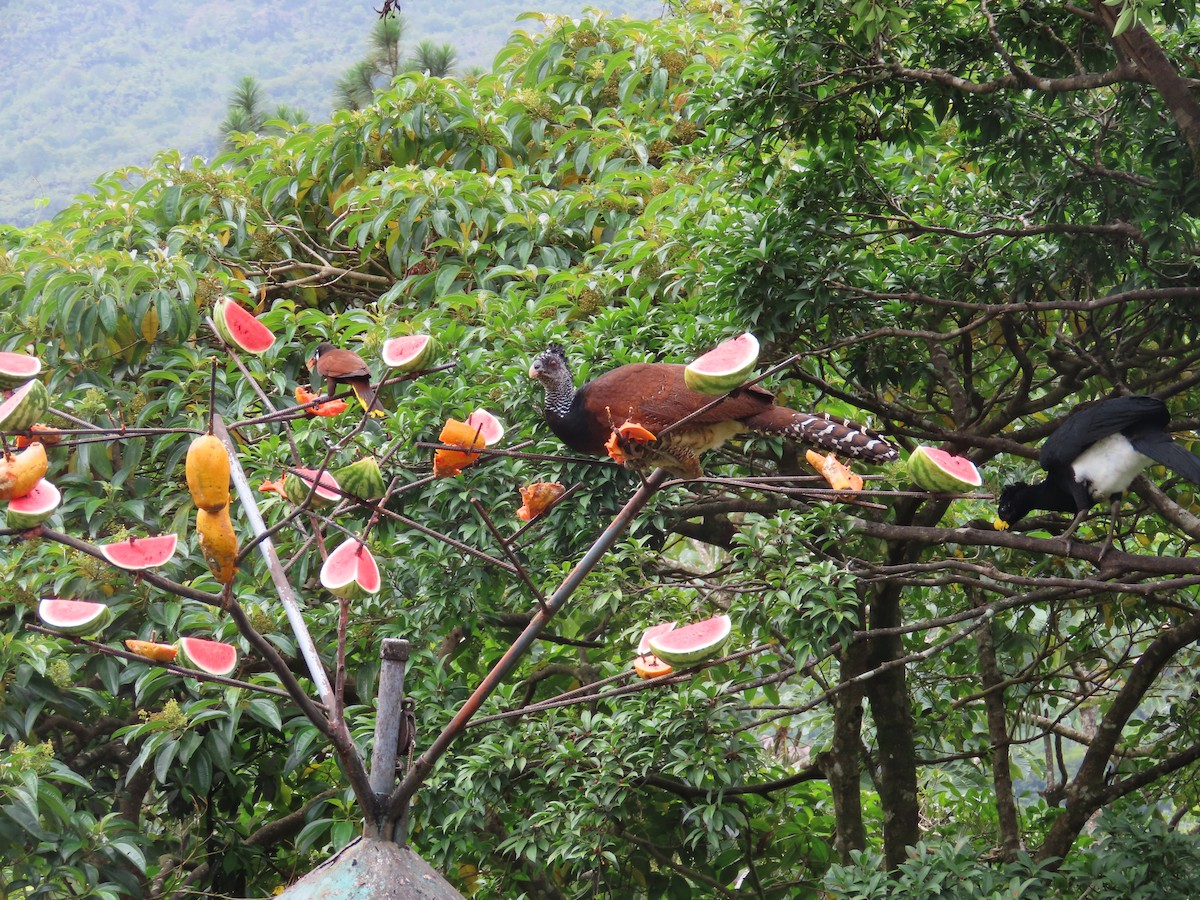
[307,343,383,416]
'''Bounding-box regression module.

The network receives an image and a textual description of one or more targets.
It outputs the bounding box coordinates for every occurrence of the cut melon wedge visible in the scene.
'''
[99,534,178,570]
[907,446,982,493]
[0,350,42,390]
[320,537,382,599]
[5,478,60,529]
[683,333,759,395]
[381,334,435,372]
[176,636,238,676]
[648,614,732,665]
[38,598,113,636]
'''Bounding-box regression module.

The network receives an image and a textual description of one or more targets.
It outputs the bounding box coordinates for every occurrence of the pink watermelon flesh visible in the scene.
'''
[0,351,41,379]
[688,333,759,376]
[638,621,677,655]
[910,446,982,488]
[294,468,341,501]
[38,598,110,629]
[178,637,238,676]
[220,298,276,353]
[100,534,179,569]
[9,478,59,511]
[465,409,504,446]
[322,538,381,592]
[381,334,431,367]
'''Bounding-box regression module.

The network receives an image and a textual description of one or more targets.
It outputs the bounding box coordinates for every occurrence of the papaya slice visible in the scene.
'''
[633,654,674,679]
[517,481,566,521]
[196,506,238,585]
[0,441,49,503]
[295,385,349,417]
[805,450,863,496]
[186,433,231,513]
[433,418,487,478]
[124,639,179,663]
[605,420,657,466]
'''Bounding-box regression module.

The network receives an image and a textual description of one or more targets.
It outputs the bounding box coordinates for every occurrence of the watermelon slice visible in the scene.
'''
[0,351,41,390]
[683,333,760,395]
[465,409,504,446]
[320,537,382,599]
[648,614,732,665]
[637,621,677,655]
[99,534,179,570]
[0,379,51,433]
[176,636,238,676]
[213,296,276,355]
[907,446,982,493]
[38,598,113,636]
[333,457,386,500]
[283,467,342,508]
[5,478,60,529]
[381,334,435,372]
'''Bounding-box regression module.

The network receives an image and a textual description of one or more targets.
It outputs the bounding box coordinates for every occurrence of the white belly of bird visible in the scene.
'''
[1071,433,1151,500]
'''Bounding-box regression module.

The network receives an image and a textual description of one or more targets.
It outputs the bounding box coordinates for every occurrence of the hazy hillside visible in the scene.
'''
[0,0,662,227]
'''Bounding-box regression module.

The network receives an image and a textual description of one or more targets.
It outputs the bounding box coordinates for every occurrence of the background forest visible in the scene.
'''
[3,0,1200,897]
[0,0,660,227]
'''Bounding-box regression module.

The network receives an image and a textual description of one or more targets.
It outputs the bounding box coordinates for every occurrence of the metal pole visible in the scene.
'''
[212,415,335,708]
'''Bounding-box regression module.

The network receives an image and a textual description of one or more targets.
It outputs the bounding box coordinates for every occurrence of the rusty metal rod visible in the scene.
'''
[385,467,671,820]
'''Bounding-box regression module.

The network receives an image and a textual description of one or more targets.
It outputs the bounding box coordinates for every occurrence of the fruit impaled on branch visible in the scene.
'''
[197,506,238,585]
[186,434,231,512]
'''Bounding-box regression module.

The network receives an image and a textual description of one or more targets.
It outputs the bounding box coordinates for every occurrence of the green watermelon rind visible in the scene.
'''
[381,334,436,373]
[683,333,760,396]
[0,351,42,390]
[5,479,61,529]
[0,379,50,433]
[283,468,341,508]
[907,446,983,493]
[334,457,387,501]
[213,297,276,355]
[38,598,114,637]
[320,538,382,599]
[648,614,732,665]
[176,636,239,676]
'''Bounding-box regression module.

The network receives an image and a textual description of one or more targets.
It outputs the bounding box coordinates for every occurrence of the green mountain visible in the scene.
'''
[0,0,660,227]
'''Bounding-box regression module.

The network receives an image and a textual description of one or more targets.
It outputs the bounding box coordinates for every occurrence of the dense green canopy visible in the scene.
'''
[2,1,1200,897]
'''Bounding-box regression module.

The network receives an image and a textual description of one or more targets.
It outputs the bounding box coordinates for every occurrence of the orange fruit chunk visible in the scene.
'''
[433,418,487,477]
[517,481,566,521]
[295,385,349,417]
[604,420,657,465]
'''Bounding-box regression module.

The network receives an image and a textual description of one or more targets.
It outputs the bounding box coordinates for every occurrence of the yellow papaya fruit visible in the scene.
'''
[186,434,231,513]
[0,441,49,502]
[196,505,238,585]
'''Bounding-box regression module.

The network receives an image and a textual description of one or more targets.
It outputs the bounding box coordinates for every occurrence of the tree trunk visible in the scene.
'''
[825,639,869,862]
[975,616,1021,860]
[864,582,920,869]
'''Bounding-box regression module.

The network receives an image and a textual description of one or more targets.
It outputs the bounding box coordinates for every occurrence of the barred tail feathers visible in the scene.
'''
[745,407,897,463]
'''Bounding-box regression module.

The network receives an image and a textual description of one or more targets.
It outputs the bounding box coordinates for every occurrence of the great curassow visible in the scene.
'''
[995,394,1200,550]
[307,343,382,415]
[528,343,898,478]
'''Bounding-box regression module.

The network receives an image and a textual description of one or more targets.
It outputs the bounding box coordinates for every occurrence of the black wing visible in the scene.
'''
[1128,430,1200,485]
[1040,395,1169,471]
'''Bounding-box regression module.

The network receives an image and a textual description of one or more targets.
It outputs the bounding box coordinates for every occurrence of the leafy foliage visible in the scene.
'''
[3,0,1200,897]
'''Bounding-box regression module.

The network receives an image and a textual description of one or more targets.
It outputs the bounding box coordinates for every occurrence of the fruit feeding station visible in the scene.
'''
[1,321,993,892]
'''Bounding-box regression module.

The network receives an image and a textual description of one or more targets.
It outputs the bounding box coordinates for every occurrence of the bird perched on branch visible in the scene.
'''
[307,343,384,417]
[528,343,897,478]
[995,395,1200,549]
